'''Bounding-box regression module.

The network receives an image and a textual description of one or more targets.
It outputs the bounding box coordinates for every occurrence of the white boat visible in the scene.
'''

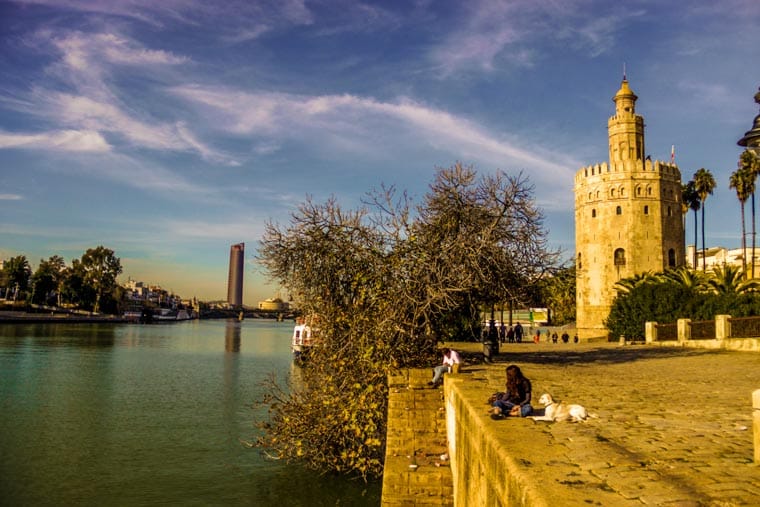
[292,318,319,361]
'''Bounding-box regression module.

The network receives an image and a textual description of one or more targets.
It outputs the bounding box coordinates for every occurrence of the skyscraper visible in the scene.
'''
[227,243,244,307]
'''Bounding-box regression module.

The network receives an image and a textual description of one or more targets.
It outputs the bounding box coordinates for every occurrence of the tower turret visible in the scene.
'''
[608,79,645,167]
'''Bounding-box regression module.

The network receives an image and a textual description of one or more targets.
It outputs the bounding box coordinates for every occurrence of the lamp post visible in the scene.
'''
[738,87,760,279]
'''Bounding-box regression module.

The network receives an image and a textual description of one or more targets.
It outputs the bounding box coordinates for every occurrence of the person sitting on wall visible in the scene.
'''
[428,348,461,387]
[489,364,534,419]
[561,331,570,343]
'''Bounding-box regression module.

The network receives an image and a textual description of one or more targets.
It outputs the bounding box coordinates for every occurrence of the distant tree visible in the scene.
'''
[2,255,31,300]
[256,163,556,479]
[30,255,66,305]
[739,150,760,278]
[538,263,576,326]
[682,181,700,268]
[59,259,95,309]
[693,168,716,271]
[80,246,122,313]
[729,166,753,273]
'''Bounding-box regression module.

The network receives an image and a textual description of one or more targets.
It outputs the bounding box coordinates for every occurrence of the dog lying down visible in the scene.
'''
[530,393,597,422]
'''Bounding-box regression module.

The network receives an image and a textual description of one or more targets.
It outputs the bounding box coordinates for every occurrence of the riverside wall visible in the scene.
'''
[383,342,760,506]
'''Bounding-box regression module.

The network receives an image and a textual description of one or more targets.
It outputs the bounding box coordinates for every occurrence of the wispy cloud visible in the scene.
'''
[171,85,578,182]
[0,194,24,200]
[429,0,645,74]
[0,129,110,152]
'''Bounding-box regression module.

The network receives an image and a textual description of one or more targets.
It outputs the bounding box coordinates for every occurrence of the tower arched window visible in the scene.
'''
[596,190,600,199]
[588,192,592,200]
[591,209,596,218]
[614,248,626,266]
[668,249,676,267]
[643,205,649,215]
[616,206,622,215]
[667,206,672,217]
[620,187,625,197]
[636,186,642,196]
[647,187,652,196]
[577,253,582,270]
[610,188,615,197]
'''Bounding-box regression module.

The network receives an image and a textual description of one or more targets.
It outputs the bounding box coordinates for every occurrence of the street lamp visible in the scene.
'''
[738,87,760,153]
[738,87,760,279]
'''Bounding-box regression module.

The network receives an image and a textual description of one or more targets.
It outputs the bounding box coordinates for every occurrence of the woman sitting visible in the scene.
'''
[489,364,533,419]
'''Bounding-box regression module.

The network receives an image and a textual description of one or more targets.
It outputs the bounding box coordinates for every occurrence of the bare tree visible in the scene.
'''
[255,163,557,478]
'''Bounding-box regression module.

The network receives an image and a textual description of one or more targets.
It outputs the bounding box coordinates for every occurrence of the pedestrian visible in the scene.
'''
[533,329,541,343]
[561,331,570,343]
[573,334,579,343]
[489,364,533,419]
[551,332,558,343]
[507,326,515,343]
[514,322,523,343]
[499,322,506,343]
[428,348,461,387]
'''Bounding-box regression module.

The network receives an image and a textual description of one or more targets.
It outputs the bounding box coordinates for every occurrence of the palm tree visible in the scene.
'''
[660,265,708,292]
[739,150,760,278]
[707,264,759,295]
[613,271,658,294]
[682,181,700,268]
[729,166,753,273]
[693,168,716,271]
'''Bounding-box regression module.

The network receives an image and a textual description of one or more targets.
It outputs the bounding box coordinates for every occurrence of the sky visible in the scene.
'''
[1,0,759,305]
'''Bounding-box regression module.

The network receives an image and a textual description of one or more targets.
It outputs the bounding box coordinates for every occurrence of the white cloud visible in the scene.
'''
[0,194,24,200]
[0,129,111,152]
[171,85,578,184]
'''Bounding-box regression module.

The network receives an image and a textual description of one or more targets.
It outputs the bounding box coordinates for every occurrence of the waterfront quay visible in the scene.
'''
[383,340,760,506]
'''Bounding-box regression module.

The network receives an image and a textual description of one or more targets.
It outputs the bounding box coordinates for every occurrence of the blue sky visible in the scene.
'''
[1,0,759,304]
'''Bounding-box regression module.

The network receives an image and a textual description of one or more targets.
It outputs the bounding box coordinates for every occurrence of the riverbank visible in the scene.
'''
[0,310,131,323]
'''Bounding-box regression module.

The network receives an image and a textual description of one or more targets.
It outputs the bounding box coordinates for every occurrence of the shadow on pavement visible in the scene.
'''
[492,345,725,366]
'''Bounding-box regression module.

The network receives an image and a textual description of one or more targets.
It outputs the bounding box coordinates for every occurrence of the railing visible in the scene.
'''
[655,322,677,341]
[729,317,760,338]
[690,320,715,340]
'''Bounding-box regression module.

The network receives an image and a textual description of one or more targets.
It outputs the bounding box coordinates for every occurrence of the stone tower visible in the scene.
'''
[574,78,685,340]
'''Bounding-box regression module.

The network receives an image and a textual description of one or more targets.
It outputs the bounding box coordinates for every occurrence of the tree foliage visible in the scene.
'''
[256,163,556,478]
[537,263,576,326]
[605,265,760,339]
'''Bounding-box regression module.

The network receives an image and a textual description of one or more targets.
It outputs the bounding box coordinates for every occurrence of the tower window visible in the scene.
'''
[591,209,596,218]
[614,248,626,266]
[577,253,582,270]
[616,206,622,215]
[644,205,649,215]
[620,187,625,196]
[611,188,615,197]
[667,206,672,217]
[647,187,652,196]
[668,249,676,267]
[637,186,642,196]
[588,192,592,200]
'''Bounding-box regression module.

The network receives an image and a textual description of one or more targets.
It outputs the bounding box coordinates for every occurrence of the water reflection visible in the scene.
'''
[225,320,242,352]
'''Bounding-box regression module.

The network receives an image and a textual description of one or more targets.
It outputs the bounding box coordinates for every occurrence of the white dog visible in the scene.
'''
[530,393,595,422]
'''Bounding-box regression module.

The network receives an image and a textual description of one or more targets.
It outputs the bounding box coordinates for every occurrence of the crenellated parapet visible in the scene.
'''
[576,159,680,183]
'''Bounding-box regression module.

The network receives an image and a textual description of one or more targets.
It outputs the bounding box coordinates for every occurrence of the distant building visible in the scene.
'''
[686,245,760,274]
[227,243,245,307]
[258,297,289,311]
[575,78,685,340]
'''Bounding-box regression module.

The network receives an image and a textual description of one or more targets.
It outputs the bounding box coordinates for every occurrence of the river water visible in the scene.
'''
[0,319,381,506]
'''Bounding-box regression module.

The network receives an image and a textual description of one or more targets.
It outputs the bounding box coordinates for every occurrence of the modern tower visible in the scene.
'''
[574,78,685,340]
[227,243,244,308]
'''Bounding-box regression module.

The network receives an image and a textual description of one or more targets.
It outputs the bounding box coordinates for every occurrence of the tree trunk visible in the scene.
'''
[701,205,706,271]
[741,201,747,274]
[693,209,698,268]
[752,193,756,279]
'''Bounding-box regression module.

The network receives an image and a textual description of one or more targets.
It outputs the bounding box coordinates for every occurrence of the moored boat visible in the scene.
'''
[292,317,319,361]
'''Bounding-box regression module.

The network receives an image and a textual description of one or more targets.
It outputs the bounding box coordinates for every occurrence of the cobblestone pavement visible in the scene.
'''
[451,340,760,506]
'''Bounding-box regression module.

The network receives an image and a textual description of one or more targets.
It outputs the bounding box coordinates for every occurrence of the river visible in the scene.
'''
[0,319,381,506]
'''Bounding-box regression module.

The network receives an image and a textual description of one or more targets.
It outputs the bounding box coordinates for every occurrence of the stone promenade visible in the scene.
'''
[387,340,760,506]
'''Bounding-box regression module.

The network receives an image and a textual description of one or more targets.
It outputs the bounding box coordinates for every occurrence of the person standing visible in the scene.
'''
[429,348,461,387]
[514,322,523,343]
